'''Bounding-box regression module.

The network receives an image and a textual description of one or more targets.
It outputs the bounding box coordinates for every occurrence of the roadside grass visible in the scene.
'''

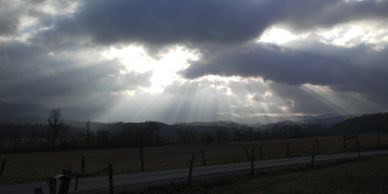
[130,156,388,194]
[0,133,386,183]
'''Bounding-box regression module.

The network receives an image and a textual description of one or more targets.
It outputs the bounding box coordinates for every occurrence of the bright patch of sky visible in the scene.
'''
[259,21,388,50]
[102,46,200,93]
[258,26,309,44]
[1,0,387,123]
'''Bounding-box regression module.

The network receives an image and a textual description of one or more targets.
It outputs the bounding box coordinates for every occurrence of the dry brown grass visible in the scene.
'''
[0,133,386,183]
[132,155,388,194]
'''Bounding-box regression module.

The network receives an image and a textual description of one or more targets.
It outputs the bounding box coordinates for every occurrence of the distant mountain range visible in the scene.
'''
[1,100,386,141]
[1,102,386,151]
[0,100,353,126]
[301,115,354,126]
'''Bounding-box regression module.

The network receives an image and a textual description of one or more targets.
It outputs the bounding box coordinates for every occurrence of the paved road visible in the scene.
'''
[1,150,388,194]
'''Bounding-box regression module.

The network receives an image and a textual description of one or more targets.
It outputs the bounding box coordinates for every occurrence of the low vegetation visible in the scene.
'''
[1,112,388,153]
[126,156,388,194]
[0,112,387,184]
[0,133,386,183]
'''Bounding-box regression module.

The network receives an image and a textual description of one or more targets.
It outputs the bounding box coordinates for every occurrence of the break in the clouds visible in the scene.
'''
[0,0,388,123]
[183,42,388,99]
[34,0,388,46]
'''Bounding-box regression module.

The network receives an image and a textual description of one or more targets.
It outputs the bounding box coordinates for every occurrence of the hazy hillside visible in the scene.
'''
[302,115,353,126]
[333,112,388,134]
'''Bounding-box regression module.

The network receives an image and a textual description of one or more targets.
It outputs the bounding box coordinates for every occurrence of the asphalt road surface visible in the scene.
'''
[1,150,388,194]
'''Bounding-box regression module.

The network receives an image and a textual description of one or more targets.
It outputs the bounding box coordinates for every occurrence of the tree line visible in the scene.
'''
[0,110,387,153]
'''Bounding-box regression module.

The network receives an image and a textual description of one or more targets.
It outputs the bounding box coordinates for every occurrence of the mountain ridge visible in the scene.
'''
[0,100,354,126]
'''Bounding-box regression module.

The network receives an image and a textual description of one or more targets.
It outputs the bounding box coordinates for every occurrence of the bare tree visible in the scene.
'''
[47,109,64,150]
[86,119,91,148]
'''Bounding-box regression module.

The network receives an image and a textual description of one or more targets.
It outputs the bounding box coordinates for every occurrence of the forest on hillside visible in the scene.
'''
[0,112,387,153]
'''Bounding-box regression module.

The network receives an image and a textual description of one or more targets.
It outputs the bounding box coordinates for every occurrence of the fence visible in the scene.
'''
[0,133,386,193]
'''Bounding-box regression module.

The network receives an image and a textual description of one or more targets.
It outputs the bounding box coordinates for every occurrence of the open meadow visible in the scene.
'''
[0,133,386,184]
[132,155,388,194]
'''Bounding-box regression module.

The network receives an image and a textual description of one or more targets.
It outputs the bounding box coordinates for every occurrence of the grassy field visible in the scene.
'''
[0,133,386,183]
[130,155,388,194]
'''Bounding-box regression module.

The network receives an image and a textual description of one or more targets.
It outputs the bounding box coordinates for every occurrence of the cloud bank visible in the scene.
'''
[1,0,388,122]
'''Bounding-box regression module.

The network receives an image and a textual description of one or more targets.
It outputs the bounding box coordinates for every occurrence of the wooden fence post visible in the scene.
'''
[34,187,44,194]
[343,135,347,149]
[0,157,6,179]
[47,177,57,194]
[139,146,145,172]
[81,156,86,174]
[200,149,206,166]
[356,139,361,160]
[58,175,71,194]
[188,154,195,187]
[250,149,255,178]
[355,135,359,144]
[315,139,320,155]
[108,163,114,194]
[258,144,264,160]
[377,132,381,145]
[286,142,290,157]
[311,143,316,167]
[244,146,250,160]
[74,175,79,192]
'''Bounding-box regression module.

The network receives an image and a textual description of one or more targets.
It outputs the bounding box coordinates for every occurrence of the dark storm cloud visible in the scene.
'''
[0,41,152,105]
[1,0,388,116]
[0,0,76,36]
[182,43,388,102]
[270,0,388,31]
[0,0,25,35]
[183,43,386,85]
[65,0,271,45]
[34,0,388,47]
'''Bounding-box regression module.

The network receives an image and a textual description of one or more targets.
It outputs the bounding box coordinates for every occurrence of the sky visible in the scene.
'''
[0,0,387,123]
